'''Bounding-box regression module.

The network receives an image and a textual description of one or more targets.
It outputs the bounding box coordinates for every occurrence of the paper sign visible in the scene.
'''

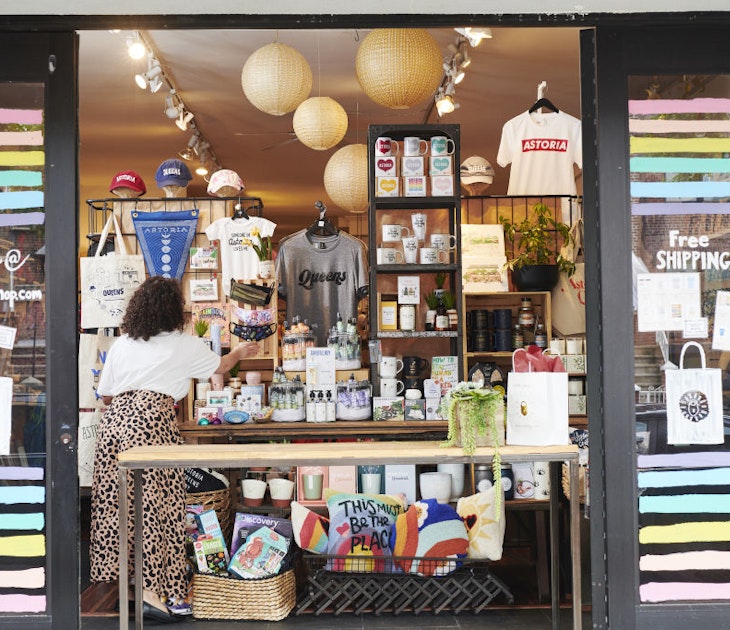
[636,272,701,332]
[684,318,708,339]
[712,291,730,350]
[0,325,16,350]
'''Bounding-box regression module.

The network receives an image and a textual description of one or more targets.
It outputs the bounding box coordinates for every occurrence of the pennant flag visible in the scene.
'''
[132,210,199,280]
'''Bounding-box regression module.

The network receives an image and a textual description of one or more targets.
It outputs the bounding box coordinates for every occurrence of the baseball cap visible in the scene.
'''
[460,156,495,185]
[155,159,193,188]
[109,170,146,195]
[207,169,245,196]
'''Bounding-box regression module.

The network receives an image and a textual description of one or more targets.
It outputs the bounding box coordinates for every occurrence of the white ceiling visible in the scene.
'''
[78,27,582,239]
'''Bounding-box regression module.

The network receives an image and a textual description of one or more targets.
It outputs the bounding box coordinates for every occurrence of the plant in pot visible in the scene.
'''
[424,290,439,330]
[440,381,505,513]
[499,202,575,291]
[441,290,458,330]
[434,271,447,298]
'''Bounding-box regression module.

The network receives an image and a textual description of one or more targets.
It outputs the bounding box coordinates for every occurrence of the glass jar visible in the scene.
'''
[517,297,535,328]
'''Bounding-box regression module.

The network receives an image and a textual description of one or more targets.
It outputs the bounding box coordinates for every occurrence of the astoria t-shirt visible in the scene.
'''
[276,230,368,346]
[497,110,582,196]
[205,216,277,295]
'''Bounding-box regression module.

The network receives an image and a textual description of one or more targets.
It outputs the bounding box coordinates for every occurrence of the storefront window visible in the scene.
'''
[0,83,47,614]
[630,75,730,605]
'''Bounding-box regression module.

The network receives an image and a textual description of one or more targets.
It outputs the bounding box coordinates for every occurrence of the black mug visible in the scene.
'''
[403,376,424,392]
[402,355,429,376]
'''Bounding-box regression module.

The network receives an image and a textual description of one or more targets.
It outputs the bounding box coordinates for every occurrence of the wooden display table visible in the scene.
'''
[117,441,581,630]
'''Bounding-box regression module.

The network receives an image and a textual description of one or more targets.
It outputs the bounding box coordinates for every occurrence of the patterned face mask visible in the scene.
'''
[229,322,278,342]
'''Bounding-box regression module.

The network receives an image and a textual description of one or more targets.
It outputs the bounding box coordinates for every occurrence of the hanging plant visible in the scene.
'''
[440,381,505,515]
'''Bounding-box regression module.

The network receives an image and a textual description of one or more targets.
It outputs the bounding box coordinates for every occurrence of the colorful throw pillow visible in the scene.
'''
[456,486,506,561]
[390,498,469,577]
[290,500,329,554]
[324,489,406,572]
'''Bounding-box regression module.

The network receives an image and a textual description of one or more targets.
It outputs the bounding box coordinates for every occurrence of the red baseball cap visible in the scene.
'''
[109,170,147,195]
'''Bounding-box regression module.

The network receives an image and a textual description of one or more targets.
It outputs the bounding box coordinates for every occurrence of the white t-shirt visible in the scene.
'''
[97,331,220,401]
[497,110,582,196]
[205,216,277,295]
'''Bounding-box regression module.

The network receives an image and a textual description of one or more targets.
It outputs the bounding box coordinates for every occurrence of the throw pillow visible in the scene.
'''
[290,501,329,554]
[456,486,506,561]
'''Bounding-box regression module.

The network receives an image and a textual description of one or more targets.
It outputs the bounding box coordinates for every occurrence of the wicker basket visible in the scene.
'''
[185,487,232,541]
[192,570,296,621]
[561,463,587,504]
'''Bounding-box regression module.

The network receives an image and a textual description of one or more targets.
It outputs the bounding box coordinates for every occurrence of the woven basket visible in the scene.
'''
[192,570,296,621]
[561,463,587,504]
[185,487,232,541]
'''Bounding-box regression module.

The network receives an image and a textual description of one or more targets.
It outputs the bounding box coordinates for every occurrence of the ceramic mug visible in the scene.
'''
[419,247,448,264]
[402,236,419,263]
[411,212,427,241]
[379,356,404,378]
[302,473,324,500]
[403,136,429,156]
[382,224,411,242]
[403,355,429,376]
[376,247,404,264]
[430,136,456,156]
[375,136,399,157]
[430,233,457,251]
[380,378,405,396]
[360,473,382,494]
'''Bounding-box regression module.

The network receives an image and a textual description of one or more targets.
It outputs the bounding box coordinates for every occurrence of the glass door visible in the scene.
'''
[0,33,79,628]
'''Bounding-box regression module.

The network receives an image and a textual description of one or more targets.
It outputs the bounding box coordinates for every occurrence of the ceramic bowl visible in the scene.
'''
[419,471,452,504]
[268,477,295,507]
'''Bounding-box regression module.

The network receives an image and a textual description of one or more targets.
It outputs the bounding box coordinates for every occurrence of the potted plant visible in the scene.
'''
[193,318,209,338]
[499,202,575,291]
[440,381,505,512]
[246,226,275,280]
[441,290,458,330]
[424,290,439,330]
[434,271,447,299]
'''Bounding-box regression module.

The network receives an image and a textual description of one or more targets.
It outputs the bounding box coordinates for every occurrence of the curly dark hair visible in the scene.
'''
[121,276,185,340]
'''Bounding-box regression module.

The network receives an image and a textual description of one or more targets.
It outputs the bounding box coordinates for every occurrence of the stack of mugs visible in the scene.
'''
[492,308,513,352]
[467,309,493,352]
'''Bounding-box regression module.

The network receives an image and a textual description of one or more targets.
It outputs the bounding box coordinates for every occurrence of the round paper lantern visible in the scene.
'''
[241,42,313,116]
[324,144,368,213]
[293,96,348,151]
[356,29,443,109]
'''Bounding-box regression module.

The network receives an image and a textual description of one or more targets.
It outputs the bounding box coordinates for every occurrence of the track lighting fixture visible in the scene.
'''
[175,110,195,131]
[454,27,493,47]
[178,132,201,160]
[435,80,459,116]
[135,54,163,91]
[126,31,147,60]
[164,91,184,119]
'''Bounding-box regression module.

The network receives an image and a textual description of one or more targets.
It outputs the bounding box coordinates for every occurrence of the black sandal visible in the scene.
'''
[142,601,176,624]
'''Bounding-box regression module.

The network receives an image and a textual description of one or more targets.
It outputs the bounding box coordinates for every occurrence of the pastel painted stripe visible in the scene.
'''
[0,594,46,613]
[0,131,43,146]
[0,170,43,187]
[640,550,730,572]
[630,157,730,173]
[0,534,45,556]
[631,136,730,154]
[0,151,44,167]
[0,109,42,125]
[640,581,730,603]
[631,181,730,198]
[0,567,44,589]
[0,487,45,504]
[639,521,730,544]
[633,202,730,216]
[639,494,730,514]
[638,452,730,469]
[0,512,44,530]
[0,212,46,227]
[629,98,730,115]
[639,468,730,488]
[629,118,730,134]
[0,191,44,210]
[0,466,43,481]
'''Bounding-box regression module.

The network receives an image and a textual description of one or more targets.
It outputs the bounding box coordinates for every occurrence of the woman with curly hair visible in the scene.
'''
[89,276,258,622]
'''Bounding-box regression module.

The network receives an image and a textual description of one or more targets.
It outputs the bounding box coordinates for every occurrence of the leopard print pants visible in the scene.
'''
[89,389,187,602]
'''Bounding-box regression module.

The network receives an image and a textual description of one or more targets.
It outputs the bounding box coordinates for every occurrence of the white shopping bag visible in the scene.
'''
[666,341,724,445]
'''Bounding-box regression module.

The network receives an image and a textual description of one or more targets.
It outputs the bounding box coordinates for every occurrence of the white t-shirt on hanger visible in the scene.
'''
[205,216,277,295]
[497,110,582,197]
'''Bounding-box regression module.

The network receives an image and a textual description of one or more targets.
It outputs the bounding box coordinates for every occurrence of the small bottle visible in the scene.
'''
[435,297,449,331]
[315,391,326,423]
[326,390,336,422]
[535,323,547,349]
[518,297,535,328]
[512,324,524,349]
[306,391,316,422]
[336,312,344,333]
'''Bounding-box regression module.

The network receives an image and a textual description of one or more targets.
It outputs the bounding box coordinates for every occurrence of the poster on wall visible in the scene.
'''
[636,272,701,332]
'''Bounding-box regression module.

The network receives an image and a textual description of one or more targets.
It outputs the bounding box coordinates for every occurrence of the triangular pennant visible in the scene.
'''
[131,210,199,280]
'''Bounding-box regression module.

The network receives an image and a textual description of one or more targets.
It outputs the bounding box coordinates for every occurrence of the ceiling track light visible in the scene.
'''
[175,110,195,131]
[164,91,184,119]
[126,31,147,60]
[454,27,493,47]
[134,54,163,91]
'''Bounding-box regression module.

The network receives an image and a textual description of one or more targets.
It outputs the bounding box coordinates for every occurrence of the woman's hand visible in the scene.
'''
[215,341,259,375]
[236,341,259,359]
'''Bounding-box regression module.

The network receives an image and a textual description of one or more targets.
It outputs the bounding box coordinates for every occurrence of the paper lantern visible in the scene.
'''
[293,97,348,151]
[241,42,312,116]
[324,144,368,213]
[356,29,443,109]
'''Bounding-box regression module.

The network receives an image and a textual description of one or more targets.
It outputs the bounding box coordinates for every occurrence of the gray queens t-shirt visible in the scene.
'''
[277,230,368,346]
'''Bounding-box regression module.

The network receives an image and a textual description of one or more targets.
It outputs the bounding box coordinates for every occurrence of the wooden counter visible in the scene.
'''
[117,441,581,630]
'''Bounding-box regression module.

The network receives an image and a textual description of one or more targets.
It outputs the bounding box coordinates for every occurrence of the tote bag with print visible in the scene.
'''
[78,330,116,408]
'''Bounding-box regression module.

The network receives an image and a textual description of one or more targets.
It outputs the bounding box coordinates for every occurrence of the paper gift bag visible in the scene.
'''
[507,348,569,446]
[666,341,724,445]
[80,212,146,329]
[78,330,116,408]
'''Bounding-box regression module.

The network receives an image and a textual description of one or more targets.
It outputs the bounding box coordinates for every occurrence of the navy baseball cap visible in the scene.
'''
[155,158,193,188]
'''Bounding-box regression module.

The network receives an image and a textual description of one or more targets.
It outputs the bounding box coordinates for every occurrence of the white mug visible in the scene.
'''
[376,247,404,265]
[379,356,404,378]
[380,378,405,397]
[430,233,457,251]
[419,247,448,265]
[403,136,428,157]
[402,236,419,263]
[430,136,455,156]
[411,212,427,241]
[375,136,399,156]
[382,224,411,242]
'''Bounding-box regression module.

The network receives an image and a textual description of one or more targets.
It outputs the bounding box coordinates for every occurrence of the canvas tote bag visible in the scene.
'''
[551,218,586,337]
[79,212,146,329]
[666,341,724,445]
[78,409,101,487]
[78,330,116,408]
[506,350,569,446]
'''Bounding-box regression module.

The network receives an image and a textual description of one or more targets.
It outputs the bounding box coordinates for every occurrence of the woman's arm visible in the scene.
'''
[214,341,260,374]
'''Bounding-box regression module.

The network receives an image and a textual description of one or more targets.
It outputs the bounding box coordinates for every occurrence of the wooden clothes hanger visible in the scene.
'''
[529,80,559,114]
[306,200,338,237]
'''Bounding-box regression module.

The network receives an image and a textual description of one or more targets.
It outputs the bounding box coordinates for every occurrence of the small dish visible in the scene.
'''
[223,409,250,424]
